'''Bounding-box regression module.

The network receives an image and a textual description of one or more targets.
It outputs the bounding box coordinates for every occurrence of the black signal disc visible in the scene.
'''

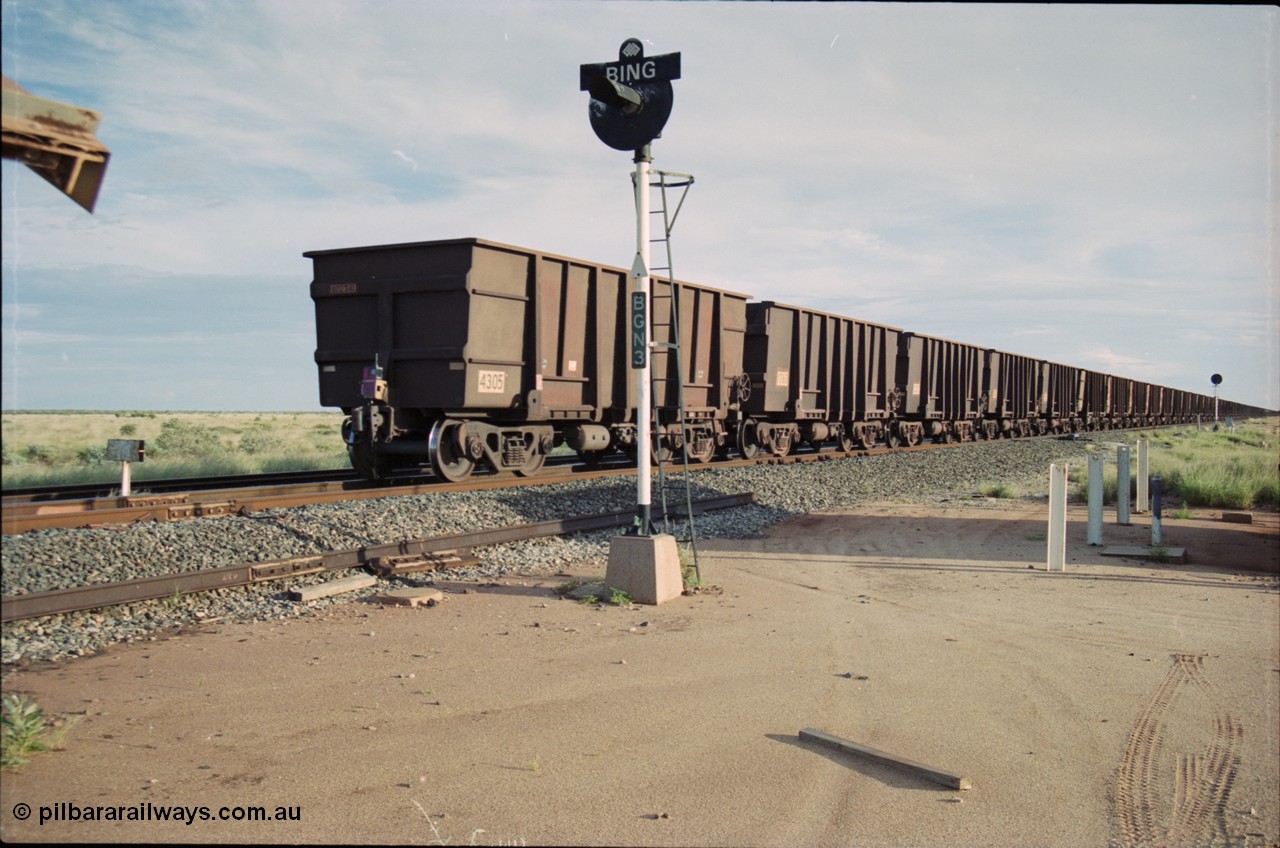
[588,80,674,151]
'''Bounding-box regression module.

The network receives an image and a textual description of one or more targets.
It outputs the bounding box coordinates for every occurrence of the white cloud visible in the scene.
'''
[1,1,1275,410]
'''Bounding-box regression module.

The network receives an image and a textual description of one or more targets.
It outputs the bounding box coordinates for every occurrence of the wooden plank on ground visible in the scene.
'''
[288,574,377,602]
[375,587,444,607]
[1101,546,1187,563]
[799,727,972,790]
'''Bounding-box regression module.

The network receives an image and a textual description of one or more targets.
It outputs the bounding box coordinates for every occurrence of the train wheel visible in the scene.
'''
[653,434,673,465]
[348,442,395,481]
[682,426,716,464]
[838,429,855,452]
[428,419,476,482]
[515,431,553,477]
[515,451,545,477]
[626,437,672,466]
[737,420,761,459]
[685,437,715,464]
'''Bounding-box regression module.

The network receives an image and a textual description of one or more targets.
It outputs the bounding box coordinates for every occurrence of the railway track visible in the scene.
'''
[0,467,365,503]
[0,441,987,534]
[0,492,753,623]
[0,455,608,534]
[1,431,1133,664]
[0,433,1100,535]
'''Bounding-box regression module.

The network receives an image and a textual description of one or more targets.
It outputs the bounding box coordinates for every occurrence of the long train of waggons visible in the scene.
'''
[308,238,1265,482]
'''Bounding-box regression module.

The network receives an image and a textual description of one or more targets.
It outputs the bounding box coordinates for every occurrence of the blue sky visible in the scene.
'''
[2,1,1276,411]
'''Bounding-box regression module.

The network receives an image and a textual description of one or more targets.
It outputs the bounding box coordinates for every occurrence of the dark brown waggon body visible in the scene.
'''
[308,237,747,479]
[895,332,984,444]
[740,302,901,456]
[308,237,1267,481]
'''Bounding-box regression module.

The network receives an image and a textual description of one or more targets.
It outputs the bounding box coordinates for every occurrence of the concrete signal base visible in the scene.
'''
[605,534,683,605]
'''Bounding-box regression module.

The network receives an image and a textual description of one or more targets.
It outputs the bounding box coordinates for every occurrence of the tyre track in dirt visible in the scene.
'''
[1111,653,1243,848]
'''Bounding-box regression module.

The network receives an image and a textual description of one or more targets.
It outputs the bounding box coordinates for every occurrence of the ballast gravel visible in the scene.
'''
[2,436,1102,665]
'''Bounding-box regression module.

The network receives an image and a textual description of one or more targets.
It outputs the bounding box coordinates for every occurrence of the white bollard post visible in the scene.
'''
[1116,445,1131,526]
[1135,439,1148,514]
[1087,453,1103,545]
[1151,475,1163,547]
[1047,463,1068,571]
[120,461,132,498]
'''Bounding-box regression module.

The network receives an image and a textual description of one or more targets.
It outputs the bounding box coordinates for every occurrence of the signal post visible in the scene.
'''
[581,39,685,604]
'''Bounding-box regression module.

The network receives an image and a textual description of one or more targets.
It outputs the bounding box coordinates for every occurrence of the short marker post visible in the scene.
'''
[1135,439,1149,513]
[1116,445,1131,526]
[1087,452,1103,546]
[1047,463,1068,571]
[1151,475,1163,547]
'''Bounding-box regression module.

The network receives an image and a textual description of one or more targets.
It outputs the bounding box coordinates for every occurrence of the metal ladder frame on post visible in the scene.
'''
[638,167,701,582]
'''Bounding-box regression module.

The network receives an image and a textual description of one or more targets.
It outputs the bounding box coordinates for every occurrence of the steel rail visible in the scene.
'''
[0,432,1085,535]
[0,455,594,505]
[0,468,365,504]
[0,492,754,623]
[1,464,607,534]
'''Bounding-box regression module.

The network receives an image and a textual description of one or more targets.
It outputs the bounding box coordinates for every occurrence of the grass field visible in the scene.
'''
[4,411,1277,508]
[1069,417,1279,510]
[1,411,349,489]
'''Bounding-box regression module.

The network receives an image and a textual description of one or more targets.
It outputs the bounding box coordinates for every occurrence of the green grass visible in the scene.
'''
[976,482,1019,499]
[2,411,349,489]
[0,694,81,769]
[677,542,702,587]
[1,695,47,768]
[1070,418,1278,510]
[553,580,634,606]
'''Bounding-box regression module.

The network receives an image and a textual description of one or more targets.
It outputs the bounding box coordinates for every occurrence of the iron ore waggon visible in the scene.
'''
[308,237,1266,482]
[308,237,748,480]
[739,301,902,456]
[896,331,984,445]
